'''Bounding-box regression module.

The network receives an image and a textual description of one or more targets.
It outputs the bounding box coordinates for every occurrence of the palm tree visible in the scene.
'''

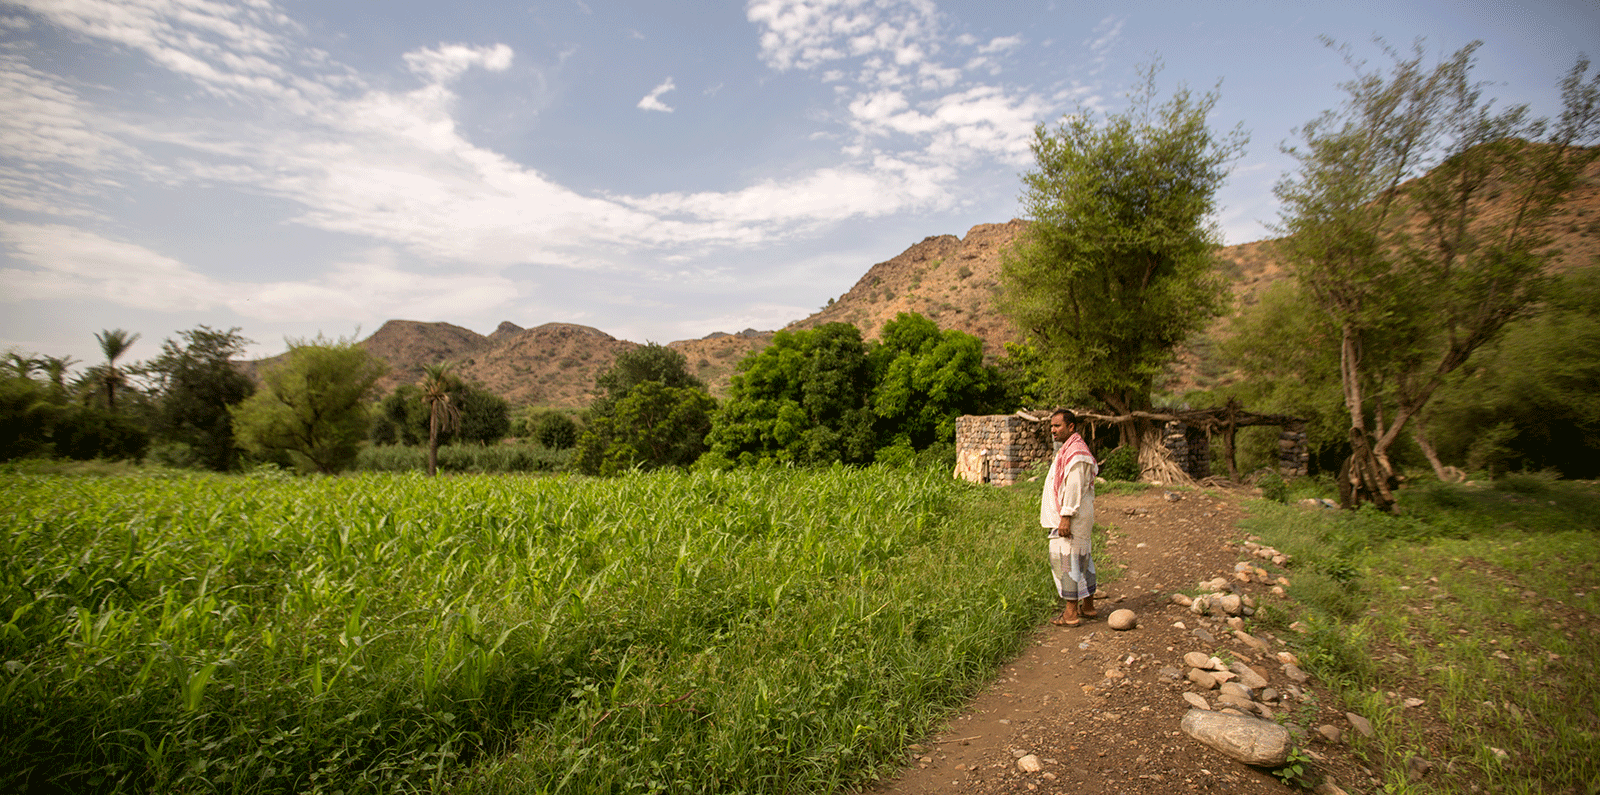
[419,362,461,477]
[6,352,39,379]
[95,329,140,412]
[39,355,79,403]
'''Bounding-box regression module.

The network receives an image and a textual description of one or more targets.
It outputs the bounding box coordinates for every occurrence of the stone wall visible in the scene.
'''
[954,414,1051,486]
[1278,425,1309,479]
[956,414,1310,485]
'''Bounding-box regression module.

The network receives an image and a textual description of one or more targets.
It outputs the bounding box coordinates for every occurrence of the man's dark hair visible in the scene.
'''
[1051,408,1077,426]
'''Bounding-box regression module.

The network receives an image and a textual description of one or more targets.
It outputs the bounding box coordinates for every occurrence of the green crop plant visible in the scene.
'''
[0,464,1051,794]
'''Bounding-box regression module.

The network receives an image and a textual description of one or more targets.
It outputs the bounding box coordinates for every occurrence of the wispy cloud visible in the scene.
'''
[746,0,1045,169]
[637,77,676,112]
[404,43,513,84]
[1085,15,1123,75]
[0,0,1058,328]
[0,222,516,322]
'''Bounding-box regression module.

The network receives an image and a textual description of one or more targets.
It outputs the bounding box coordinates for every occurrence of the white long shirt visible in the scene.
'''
[1041,451,1096,548]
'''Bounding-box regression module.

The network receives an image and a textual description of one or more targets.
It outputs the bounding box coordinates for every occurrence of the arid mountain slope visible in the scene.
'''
[787,220,1026,357]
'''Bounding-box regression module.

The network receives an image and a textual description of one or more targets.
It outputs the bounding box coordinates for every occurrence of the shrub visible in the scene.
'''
[530,411,579,450]
[1098,445,1140,481]
[1494,470,1559,495]
[1256,469,1288,503]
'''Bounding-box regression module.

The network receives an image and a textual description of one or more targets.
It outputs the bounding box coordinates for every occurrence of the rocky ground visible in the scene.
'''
[864,485,1379,795]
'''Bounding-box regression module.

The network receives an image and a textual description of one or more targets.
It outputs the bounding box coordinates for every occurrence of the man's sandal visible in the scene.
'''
[1050,611,1081,627]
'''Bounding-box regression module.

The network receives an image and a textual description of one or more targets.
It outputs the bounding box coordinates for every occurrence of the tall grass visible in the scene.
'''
[1241,478,1600,794]
[354,443,572,473]
[0,465,1048,793]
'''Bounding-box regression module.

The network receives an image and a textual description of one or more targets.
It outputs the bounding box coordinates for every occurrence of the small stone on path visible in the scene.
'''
[1108,609,1138,630]
[1183,692,1210,710]
[1345,712,1374,738]
[1231,662,1269,689]
[1017,754,1043,773]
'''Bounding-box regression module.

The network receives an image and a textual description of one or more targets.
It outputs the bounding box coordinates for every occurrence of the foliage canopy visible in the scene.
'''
[1272,39,1600,507]
[146,326,255,471]
[230,335,387,474]
[1000,67,1244,420]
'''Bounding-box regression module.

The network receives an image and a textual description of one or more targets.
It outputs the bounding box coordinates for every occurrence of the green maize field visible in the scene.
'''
[1,465,1051,793]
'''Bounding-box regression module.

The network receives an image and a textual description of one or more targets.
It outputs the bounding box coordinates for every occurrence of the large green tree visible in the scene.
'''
[575,341,714,475]
[0,352,148,462]
[1421,264,1600,478]
[573,381,716,476]
[869,312,1002,450]
[594,343,705,410]
[148,326,255,471]
[231,336,388,474]
[1000,66,1245,482]
[1273,40,1599,509]
[704,323,876,467]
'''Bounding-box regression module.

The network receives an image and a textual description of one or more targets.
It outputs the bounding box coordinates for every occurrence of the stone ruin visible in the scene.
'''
[954,409,1309,486]
[952,413,1053,487]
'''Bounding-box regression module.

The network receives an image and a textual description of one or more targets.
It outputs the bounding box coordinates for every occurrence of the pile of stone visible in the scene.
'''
[1170,583,1258,619]
[1167,540,1377,793]
[1241,540,1291,565]
[1179,650,1311,720]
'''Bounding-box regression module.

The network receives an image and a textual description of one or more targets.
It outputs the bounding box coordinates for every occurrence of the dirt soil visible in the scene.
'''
[865,485,1378,795]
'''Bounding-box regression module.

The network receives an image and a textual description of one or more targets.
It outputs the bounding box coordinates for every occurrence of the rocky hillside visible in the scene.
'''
[786,220,1027,357]
[247,154,1598,410]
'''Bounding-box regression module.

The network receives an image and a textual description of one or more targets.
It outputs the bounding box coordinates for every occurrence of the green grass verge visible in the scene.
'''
[1240,478,1600,795]
[0,465,1054,794]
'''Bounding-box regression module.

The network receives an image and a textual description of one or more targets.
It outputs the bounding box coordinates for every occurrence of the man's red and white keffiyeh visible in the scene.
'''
[1051,432,1098,497]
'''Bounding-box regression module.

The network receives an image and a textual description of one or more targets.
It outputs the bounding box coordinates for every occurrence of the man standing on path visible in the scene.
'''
[1044,409,1099,626]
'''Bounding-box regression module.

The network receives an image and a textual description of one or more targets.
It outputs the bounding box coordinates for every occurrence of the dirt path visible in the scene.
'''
[864,485,1374,794]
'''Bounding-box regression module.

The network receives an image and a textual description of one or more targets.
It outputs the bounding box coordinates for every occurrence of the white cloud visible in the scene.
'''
[1085,16,1123,75]
[403,43,513,84]
[2,0,1052,316]
[619,156,954,228]
[979,35,1022,54]
[743,0,1047,179]
[637,77,676,113]
[747,0,938,73]
[0,222,515,323]
[847,85,1044,163]
[0,222,226,312]
[0,55,147,206]
[232,248,516,322]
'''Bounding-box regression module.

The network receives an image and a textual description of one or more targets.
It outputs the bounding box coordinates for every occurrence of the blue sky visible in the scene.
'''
[3,0,1597,368]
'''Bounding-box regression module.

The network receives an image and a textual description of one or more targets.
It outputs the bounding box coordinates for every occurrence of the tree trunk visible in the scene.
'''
[1336,322,1399,512]
[427,404,440,477]
[1223,398,1239,482]
[1097,388,1193,486]
[1412,424,1447,482]
[1411,421,1463,482]
[1340,428,1396,513]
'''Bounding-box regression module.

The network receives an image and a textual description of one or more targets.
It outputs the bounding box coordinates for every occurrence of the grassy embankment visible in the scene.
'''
[1241,475,1600,794]
[1,465,1052,794]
